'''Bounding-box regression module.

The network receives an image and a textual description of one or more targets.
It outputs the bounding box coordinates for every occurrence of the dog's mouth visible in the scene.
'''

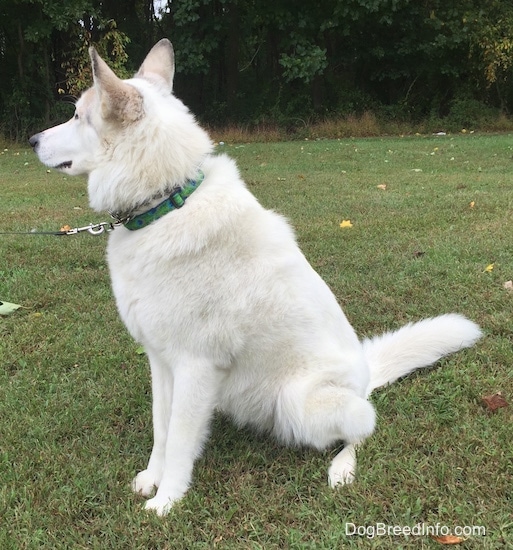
[55,161,72,170]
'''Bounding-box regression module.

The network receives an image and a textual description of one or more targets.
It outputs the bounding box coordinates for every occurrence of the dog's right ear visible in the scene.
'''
[135,39,175,91]
[89,47,143,124]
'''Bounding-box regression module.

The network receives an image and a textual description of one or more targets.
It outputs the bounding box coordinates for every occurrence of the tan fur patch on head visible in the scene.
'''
[89,47,144,125]
[101,84,144,124]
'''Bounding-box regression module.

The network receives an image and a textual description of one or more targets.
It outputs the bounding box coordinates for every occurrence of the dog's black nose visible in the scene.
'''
[28,133,40,149]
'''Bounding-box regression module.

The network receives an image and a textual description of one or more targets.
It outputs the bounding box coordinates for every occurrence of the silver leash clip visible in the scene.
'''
[65,222,114,236]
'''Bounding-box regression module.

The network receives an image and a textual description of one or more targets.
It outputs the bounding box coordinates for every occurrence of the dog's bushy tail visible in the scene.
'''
[363,314,482,397]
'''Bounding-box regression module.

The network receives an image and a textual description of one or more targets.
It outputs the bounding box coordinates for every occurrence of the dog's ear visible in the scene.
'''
[135,39,175,91]
[89,47,143,123]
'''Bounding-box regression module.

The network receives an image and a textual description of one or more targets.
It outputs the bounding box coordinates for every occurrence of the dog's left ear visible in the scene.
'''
[135,39,175,91]
[90,47,143,123]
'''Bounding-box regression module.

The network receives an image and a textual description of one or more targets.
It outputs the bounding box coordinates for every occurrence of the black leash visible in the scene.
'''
[0,221,117,237]
[0,230,68,236]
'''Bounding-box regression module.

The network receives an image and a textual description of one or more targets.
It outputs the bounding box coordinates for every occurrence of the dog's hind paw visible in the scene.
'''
[328,445,357,488]
[328,466,355,487]
[132,469,159,497]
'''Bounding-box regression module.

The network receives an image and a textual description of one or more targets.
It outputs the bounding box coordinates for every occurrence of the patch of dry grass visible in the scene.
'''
[209,123,285,144]
[209,111,513,143]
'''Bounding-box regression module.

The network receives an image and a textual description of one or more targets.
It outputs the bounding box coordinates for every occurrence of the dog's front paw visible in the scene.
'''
[144,494,179,516]
[132,469,159,497]
[328,446,357,488]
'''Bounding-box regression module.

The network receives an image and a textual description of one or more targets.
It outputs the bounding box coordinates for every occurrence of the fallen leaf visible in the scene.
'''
[0,301,21,315]
[469,201,475,208]
[339,220,353,228]
[377,184,387,190]
[432,534,466,545]
[503,280,513,290]
[484,263,494,273]
[482,393,508,412]
[135,346,146,355]
[60,224,72,232]
[413,251,425,258]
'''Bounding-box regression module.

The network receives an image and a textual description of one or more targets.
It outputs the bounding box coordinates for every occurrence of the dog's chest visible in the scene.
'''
[105,228,251,357]
[107,257,145,343]
[106,231,164,342]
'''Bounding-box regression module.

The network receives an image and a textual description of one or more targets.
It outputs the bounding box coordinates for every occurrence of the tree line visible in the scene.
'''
[1,0,512,140]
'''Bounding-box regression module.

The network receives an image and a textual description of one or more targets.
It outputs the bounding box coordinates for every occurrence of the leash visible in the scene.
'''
[0,221,118,237]
[2,170,204,237]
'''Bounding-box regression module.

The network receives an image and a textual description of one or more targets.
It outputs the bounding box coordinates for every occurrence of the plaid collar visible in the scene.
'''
[122,171,204,231]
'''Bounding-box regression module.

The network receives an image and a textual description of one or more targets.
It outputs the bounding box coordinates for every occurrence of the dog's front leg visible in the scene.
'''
[143,355,220,516]
[132,350,173,498]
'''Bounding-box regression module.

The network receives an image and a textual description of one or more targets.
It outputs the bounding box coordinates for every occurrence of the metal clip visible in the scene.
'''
[87,223,107,235]
[65,222,114,236]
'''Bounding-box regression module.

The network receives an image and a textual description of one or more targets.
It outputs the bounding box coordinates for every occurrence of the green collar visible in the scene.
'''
[123,171,204,231]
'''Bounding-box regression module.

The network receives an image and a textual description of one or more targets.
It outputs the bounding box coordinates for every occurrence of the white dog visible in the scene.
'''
[29,39,482,516]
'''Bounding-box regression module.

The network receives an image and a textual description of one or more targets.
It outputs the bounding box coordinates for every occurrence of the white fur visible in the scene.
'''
[30,40,482,516]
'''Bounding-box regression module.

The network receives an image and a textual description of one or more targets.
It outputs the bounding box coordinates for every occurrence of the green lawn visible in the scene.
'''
[1,134,512,549]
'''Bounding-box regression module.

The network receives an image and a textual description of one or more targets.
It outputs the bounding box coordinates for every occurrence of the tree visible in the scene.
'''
[0,0,130,139]
[469,1,513,110]
[0,0,512,139]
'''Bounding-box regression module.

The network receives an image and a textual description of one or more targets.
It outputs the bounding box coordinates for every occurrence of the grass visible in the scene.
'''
[1,134,513,549]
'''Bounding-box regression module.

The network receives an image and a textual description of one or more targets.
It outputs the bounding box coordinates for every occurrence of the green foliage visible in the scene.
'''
[445,98,501,130]
[279,40,328,83]
[0,0,130,139]
[470,2,513,84]
[1,0,513,137]
[61,19,130,97]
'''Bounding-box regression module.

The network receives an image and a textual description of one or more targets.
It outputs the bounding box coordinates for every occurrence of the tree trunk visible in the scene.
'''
[17,21,24,80]
[225,2,240,117]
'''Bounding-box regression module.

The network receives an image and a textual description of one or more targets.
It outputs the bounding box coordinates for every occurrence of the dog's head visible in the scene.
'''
[29,39,212,213]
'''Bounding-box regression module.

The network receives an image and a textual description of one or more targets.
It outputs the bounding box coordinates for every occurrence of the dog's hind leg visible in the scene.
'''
[275,377,375,486]
[143,354,221,516]
[132,350,174,498]
[328,443,358,487]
